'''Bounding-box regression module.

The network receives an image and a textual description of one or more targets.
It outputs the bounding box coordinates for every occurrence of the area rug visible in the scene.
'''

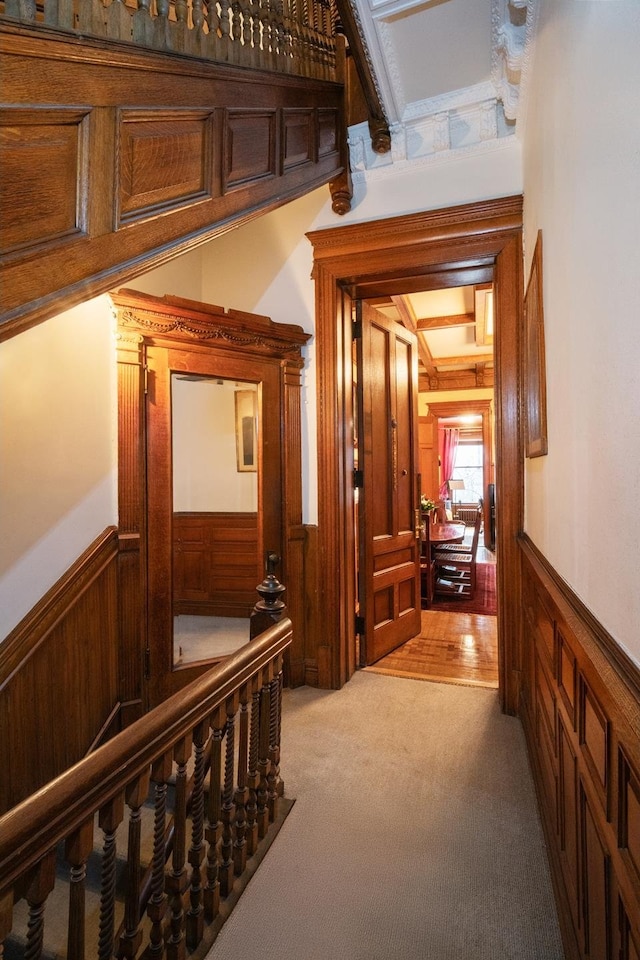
[429,561,497,615]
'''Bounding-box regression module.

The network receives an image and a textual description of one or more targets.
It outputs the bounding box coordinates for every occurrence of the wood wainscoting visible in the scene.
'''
[173,512,260,617]
[0,528,120,815]
[519,536,640,960]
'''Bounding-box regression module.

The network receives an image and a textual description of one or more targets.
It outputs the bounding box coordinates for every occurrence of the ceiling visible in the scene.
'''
[349,0,536,389]
[374,284,494,392]
[347,0,536,180]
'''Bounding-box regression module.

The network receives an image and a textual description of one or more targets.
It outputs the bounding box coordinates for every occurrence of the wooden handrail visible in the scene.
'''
[0,616,292,897]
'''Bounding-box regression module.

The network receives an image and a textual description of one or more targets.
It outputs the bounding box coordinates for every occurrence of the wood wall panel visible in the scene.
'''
[0,529,120,815]
[318,108,339,157]
[223,109,277,191]
[0,27,345,340]
[173,512,260,617]
[580,783,610,960]
[0,107,89,256]
[580,679,609,814]
[520,536,640,960]
[118,110,215,224]
[283,109,314,171]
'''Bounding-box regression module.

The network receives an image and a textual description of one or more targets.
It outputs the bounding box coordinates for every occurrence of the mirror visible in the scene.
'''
[171,374,260,666]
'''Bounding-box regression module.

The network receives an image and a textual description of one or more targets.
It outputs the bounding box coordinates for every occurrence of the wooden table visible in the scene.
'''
[429,522,466,546]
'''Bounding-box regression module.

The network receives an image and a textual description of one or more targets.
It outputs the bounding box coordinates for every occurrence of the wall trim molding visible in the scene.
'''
[519,534,640,703]
[0,527,118,688]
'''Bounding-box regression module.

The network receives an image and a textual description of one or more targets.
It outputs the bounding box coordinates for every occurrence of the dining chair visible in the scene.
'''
[432,508,482,600]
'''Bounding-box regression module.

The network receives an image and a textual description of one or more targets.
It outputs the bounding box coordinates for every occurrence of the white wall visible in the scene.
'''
[173,378,258,512]
[0,297,117,639]
[522,0,640,664]
[197,140,522,523]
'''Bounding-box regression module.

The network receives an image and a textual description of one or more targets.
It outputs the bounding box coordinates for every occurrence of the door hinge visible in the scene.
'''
[143,363,149,395]
[355,614,365,635]
[353,468,364,489]
[352,318,362,340]
[144,647,151,680]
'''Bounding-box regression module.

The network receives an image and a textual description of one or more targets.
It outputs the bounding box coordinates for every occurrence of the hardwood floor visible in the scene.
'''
[365,525,498,688]
[366,610,498,687]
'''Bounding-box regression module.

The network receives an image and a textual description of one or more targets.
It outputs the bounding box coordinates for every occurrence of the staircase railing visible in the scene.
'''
[0,616,292,959]
[0,0,338,81]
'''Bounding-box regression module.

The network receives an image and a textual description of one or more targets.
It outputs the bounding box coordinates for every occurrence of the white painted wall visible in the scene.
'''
[173,378,258,513]
[197,140,522,524]
[522,0,640,664]
[0,297,117,639]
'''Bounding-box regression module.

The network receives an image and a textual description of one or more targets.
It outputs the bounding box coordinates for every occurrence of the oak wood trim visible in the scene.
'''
[309,196,524,709]
[1,23,345,341]
[519,535,640,702]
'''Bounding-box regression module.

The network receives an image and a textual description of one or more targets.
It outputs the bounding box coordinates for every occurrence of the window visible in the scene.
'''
[452,441,483,503]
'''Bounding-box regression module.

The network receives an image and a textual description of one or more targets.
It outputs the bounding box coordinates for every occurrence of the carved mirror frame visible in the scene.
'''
[112,289,310,713]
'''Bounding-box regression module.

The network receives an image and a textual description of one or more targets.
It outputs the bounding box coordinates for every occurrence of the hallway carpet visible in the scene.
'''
[205,672,563,960]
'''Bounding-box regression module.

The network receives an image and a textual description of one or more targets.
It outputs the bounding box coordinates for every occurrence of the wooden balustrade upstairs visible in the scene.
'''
[0,616,292,960]
[0,0,338,81]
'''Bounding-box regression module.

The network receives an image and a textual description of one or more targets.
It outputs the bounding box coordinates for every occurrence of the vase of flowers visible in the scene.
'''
[420,496,436,514]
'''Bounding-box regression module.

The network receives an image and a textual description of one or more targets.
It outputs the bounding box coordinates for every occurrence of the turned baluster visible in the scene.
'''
[174,0,189,51]
[133,0,154,45]
[219,695,238,897]
[66,820,94,960]
[268,659,284,820]
[245,678,261,856]
[118,772,150,960]
[204,709,225,921]
[106,0,133,42]
[22,851,56,960]
[147,751,173,960]
[233,684,250,876]
[206,0,222,59]
[219,0,231,60]
[256,674,272,839]
[165,735,191,960]
[0,889,14,960]
[98,795,125,960]
[249,0,261,68]
[186,721,208,949]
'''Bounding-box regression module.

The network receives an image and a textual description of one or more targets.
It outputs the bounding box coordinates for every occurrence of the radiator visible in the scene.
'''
[456,507,479,524]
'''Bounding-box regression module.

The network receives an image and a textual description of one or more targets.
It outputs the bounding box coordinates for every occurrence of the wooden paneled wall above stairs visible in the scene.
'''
[519,536,640,960]
[0,22,346,340]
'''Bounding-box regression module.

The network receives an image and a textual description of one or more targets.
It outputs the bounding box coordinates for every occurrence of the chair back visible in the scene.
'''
[468,504,483,559]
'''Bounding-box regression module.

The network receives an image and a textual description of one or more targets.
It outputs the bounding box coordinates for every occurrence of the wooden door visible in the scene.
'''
[357,301,421,665]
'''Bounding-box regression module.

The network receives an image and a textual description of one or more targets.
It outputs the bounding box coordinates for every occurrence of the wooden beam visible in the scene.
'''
[391,295,437,378]
[433,353,494,368]
[416,313,475,331]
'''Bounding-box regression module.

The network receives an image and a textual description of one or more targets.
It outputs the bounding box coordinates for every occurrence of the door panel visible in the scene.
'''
[358,301,421,665]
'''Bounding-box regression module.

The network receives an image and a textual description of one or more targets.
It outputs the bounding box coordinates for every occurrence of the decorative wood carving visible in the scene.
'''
[112,289,310,705]
[308,196,524,710]
[519,534,640,960]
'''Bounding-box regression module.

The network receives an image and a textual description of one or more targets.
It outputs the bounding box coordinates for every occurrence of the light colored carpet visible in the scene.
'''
[173,616,250,663]
[205,672,564,960]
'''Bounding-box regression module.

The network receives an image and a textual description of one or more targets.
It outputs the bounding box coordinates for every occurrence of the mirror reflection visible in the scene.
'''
[171,375,259,665]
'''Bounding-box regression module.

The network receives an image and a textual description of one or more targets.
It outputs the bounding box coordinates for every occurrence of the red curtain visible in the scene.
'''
[438,427,459,499]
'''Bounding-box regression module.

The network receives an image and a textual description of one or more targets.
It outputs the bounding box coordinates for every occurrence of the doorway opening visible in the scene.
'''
[308,194,524,714]
[353,286,498,688]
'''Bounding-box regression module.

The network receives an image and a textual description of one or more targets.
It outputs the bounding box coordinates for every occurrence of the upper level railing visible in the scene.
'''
[0,0,338,81]
[0,616,292,959]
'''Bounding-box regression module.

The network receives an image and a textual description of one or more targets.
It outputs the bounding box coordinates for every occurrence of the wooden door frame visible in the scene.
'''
[308,195,524,714]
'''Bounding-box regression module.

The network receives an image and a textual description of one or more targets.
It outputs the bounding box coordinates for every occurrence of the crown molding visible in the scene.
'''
[347,0,538,180]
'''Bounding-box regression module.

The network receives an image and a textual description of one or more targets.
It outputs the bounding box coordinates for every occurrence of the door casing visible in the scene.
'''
[308,195,524,713]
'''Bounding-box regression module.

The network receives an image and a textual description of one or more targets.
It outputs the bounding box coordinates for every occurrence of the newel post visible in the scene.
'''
[250,553,287,640]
